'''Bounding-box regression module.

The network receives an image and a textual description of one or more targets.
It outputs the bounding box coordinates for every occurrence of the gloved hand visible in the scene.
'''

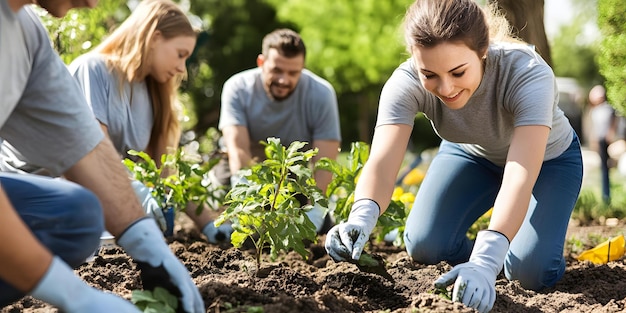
[202,220,233,244]
[31,256,141,313]
[306,203,327,233]
[325,198,379,262]
[433,230,509,313]
[117,218,204,313]
[130,180,167,232]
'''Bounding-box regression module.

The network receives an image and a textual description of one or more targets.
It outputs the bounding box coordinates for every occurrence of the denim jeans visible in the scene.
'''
[404,132,582,291]
[0,173,104,307]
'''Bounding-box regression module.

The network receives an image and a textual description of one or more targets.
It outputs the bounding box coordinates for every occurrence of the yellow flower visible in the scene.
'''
[399,192,415,204]
[482,207,493,218]
[402,168,425,186]
[392,186,404,201]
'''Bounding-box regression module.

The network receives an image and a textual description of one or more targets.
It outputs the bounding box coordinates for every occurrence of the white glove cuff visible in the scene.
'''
[116,218,165,267]
[470,230,510,277]
[30,256,86,309]
[347,199,380,237]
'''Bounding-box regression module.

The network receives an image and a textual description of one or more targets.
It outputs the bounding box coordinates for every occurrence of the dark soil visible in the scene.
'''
[3,219,626,313]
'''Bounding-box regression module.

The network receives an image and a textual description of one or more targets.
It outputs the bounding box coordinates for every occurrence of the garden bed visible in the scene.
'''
[3,217,626,313]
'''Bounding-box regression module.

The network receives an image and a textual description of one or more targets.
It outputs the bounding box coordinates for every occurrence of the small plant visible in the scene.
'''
[216,138,327,271]
[123,144,222,215]
[131,287,178,313]
[316,141,409,243]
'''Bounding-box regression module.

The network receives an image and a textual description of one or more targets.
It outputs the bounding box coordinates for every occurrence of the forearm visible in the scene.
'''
[489,164,536,241]
[489,125,547,240]
[354,124,410,214]
[63,138,144,236]
[0,186,51,292]
[223,125,253,174]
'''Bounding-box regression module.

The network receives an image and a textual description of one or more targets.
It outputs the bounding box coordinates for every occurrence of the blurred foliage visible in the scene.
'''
[37,0,130,64]
[41,0,624,153]
[597,0,626,115]
[182,0,297,133]
[550,0,603,89]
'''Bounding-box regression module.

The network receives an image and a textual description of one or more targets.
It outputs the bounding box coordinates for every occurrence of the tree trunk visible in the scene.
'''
[490,0,552,67]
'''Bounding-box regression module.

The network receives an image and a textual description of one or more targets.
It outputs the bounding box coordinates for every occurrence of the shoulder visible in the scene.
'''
[224,68,261,89]
[69,54,108,73]
[488,42,553,77]
[299,69,336,95]
[16,7,52,53]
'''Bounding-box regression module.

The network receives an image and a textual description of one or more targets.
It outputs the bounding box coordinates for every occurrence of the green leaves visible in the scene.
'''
[123,145,222,213]
[131,287,178,313]
[316,141,369,224]
[216,138,325,269]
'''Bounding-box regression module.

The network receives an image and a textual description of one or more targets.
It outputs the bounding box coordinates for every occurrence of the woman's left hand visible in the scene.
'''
[433,230,509,313]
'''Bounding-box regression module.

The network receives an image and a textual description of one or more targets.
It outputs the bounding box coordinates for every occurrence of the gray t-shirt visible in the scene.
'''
[0,5,103,176]
[219,67,341,159]
[377,42,573,166]
[68,54,153,158]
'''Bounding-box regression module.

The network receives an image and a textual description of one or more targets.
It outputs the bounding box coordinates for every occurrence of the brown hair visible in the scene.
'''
[261,28,306,59]
[93,0,196,160]
[403,0,518,57]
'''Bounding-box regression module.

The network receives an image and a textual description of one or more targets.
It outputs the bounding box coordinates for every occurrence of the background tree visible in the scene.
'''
[597,0,626,115]
[489,0,552,66]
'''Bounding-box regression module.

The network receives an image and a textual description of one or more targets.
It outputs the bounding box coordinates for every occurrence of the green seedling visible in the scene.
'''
[316,141,408,244]
[433,285,452,300]
[131,287,178,313]
[216,138,327,271]
[351,252,395,282]
[123,145,222,214]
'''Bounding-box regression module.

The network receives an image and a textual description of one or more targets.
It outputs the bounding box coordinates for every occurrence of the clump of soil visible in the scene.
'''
[3,220,626,313]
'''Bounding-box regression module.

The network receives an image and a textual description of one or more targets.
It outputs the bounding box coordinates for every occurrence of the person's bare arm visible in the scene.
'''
[312,139,340,194]
[222,125,253,174]
[0,185,52,292]
[63,137,144,236]
[489,125,549,241]
[354,124,413,214]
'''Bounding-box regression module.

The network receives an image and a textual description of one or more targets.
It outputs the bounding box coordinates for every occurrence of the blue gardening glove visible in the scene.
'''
[117,218,204,313]
[325,199,379,262]
[130,180,167,232]
[306,203,327,233]
[202,220,233,244]
[434,230,510,313]
[31,256,140,313]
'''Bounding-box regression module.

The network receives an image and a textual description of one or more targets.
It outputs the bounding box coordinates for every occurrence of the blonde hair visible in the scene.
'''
[93,0,196,159]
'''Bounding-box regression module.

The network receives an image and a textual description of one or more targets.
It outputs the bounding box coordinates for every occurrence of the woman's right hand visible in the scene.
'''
[324,199,380,262]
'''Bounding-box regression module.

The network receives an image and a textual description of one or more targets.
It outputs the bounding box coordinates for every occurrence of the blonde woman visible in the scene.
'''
[69,0,231,243]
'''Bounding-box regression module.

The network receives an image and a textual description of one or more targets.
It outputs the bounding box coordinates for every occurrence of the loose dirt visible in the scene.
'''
[3,219,626,313]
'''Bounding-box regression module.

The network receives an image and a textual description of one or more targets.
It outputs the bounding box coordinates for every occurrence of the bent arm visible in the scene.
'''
[63,137,145,236]
[312,139,340,194]
[354,124,413,214]
[490,125,550,241]
[0,185,52,292]
[222,125,253,174]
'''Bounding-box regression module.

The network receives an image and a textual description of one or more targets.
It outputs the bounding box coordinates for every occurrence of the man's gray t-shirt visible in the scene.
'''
[219,68,341,159]
[0,5,103,176]
[377,42,573,167]
[68,54,153,158]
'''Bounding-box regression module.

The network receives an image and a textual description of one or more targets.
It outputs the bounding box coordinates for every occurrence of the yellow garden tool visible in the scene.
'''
[576,234,625,265]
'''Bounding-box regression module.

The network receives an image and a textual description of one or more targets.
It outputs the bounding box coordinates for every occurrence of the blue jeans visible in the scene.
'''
[404,133,582,291]
[0,173,104,307]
